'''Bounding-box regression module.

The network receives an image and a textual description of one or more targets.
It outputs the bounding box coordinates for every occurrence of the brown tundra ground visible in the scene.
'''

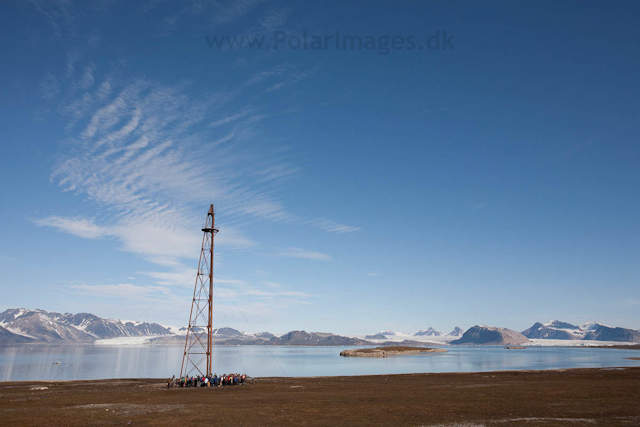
[1,367,640,426]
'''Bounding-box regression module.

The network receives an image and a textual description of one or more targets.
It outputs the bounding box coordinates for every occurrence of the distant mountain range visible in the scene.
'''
[365,326,463,340]
[0,308,171,344]
[521,320,640,343]
[153,329,373,346]
[0,309,377,346]
[270,331,371,346]
[2,309,639,346]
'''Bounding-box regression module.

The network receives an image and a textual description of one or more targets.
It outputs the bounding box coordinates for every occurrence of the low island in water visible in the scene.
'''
[340,346,447,358]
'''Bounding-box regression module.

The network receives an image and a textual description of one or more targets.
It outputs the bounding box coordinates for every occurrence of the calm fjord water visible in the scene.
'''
[1,345,639,381]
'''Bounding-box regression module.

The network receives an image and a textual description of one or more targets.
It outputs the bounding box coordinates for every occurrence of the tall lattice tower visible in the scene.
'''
[181,204,218,377]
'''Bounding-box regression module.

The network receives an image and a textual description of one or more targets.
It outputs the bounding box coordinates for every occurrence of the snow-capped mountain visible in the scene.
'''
[175,326,246,337]
[253,331,276,339]
[452,325,530,346]
[0,308,171,344]
[171,327,275,339]
[272,331,370,346]
[447,327,464,337]
[212,327,245,337]
[361,328,460,344]
[364,333,389,340]
[547,320,580,329]
[522,320,583,340]
[581,321,606,331]
[3,308,638,346]
[0,325,33,344]
[583,324,640,342]
[522,320,640,343]
[414,327,443,337]
[364,330,401,339]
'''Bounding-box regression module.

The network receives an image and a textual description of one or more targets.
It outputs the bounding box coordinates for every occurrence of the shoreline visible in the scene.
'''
[3,364,640,383]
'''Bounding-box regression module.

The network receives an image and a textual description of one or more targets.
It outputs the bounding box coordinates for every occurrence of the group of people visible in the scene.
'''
[168,373,248,388]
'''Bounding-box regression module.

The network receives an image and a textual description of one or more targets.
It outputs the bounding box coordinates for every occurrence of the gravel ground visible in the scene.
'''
[1,367,640,426]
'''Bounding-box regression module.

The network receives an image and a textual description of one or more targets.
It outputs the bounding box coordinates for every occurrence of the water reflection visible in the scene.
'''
[0,345,639,381]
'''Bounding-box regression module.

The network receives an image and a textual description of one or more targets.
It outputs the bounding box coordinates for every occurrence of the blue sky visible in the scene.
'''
[1,0,639,335]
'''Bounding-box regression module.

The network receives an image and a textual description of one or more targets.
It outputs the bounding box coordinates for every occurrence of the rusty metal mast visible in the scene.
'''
[181,204,218,377]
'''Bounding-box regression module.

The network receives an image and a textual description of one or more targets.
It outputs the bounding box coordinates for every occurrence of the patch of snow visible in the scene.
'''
[162,325,186,335]
[525,339,638,347]
[74,322,91,331]
[0,322,37,339]
[349,333,457,344]
[94,336,158,345]
[72,322,99,338]
[581,321,608,331]
[122,320,143,326]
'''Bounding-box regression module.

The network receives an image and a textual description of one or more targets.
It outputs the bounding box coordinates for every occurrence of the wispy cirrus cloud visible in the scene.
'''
[245,289,314,298]
[143,0,269,36]
[23,0,351,328]
[244,63,293,86]
[210,0,266,25]
[308,218,360,234]
[139,269,196,287]
[260,7,291,30]
[34,33,353,297]
[38,213,256,266]
[70,283,166,302]
[262,280,283,289]
[28,0,78,37]
[36,66,293,264]
[211,277,317,308]
[39,72,60,99]
[273,247,331,261]
[136,263,318,312]
[209,109,253,128]
[36,216,106,239]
